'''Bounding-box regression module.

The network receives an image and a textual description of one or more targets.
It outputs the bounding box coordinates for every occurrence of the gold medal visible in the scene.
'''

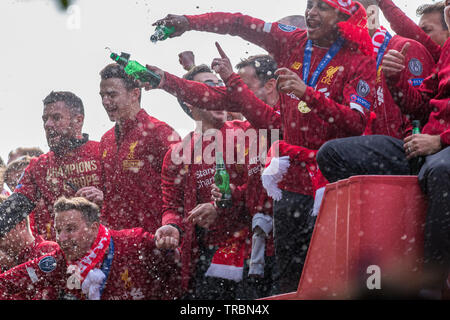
[298,101,311,114]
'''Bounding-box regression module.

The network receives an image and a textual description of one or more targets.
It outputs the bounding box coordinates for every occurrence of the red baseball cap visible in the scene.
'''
[320,1,374,56]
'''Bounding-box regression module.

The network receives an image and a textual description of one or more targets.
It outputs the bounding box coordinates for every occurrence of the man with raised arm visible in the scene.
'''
[359,0,435,138]
[377,0,449,62]
[152,0,377,293]
[318,0,450,299]
[0,91,102,241]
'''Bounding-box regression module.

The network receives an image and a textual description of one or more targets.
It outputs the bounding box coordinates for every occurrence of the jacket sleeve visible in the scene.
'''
[387,69,438,120]
[162,72,238,111]
[185,12,295,62]
[378,0,441,62]
[440,130,450,147]
[226,73,282,130]
[140,231,182,300]
[303,55,377,137]
[161,146,187,229]
[0,193,35,237]
[0,249,66,300]
[162,71,282,132]
[385,39,436,124]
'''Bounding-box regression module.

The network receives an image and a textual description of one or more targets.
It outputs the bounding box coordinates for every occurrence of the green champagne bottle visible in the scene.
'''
[109,51,161,88]
[150,25,176,43]
[410,120,424,175]
[214,152,232,209]
[412,120,421,134]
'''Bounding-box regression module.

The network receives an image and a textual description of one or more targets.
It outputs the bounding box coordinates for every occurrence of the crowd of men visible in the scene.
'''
[0,0,449,300]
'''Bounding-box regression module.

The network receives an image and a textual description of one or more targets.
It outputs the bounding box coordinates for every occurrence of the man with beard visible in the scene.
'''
[54,196,180,300]
[0,91,102,241]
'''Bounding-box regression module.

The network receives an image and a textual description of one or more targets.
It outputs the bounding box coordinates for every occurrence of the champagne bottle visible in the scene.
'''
[412,120,421,134]
[150,25,176,43]
[214,152,232,209]
[109,51,161,88]
[409,120,425,175]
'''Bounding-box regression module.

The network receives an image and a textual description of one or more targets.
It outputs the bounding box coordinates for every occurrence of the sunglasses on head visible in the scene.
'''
[203,80,225,87]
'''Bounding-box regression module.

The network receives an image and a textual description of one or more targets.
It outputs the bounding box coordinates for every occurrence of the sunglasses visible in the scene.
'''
[203,80,225,87]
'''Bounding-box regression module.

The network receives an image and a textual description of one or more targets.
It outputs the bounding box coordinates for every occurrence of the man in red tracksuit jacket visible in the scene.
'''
[155,65,257,299]
[0,91,102,241]
[146,53,283,297]
[378,0,448,63]
[153,0,377,293]
[359,0,435,138]
[317,8,450,298]
[98,64,179,233]
[53,196,181,300]
[0,215,66,300]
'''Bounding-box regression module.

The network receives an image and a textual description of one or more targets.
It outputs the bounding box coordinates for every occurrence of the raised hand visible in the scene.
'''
[75,186,103,207]
[382,42,410,80]
[186,203,218,230]
[275,68,307,99]
[211,42,234,82]
[155,225,180,250]
[178,51,196,71]
[152,14,190,38]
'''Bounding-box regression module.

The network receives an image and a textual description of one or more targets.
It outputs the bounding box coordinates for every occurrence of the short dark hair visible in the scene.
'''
[8,147,43,164]
[179,64,214,119]
[100,63,141,91]
[183,64,213,81]
[417,1,447,30]
[236,55,278,85]
[54,196,100,225]
[43,91,84,116]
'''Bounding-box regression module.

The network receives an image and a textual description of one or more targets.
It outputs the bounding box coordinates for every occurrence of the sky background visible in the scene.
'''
[0,0,432,163]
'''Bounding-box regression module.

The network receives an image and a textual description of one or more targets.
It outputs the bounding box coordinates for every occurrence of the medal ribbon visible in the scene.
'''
[374,30,392,70]
[303,37,345,88]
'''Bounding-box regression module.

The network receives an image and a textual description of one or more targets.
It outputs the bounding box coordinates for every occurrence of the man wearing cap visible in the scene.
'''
[152,0,377,293]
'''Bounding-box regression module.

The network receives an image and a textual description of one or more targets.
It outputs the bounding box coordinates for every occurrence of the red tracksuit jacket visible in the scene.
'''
[162,69,327,196]
[99,228,180,300]
[183,12,376,196]
[388,38,450,146]
[379,0,442,63]
[0,236,66,300]
[99,109,178,233]
[15,138,102,240]
[370,33,435,138]
[161,121,256,291]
